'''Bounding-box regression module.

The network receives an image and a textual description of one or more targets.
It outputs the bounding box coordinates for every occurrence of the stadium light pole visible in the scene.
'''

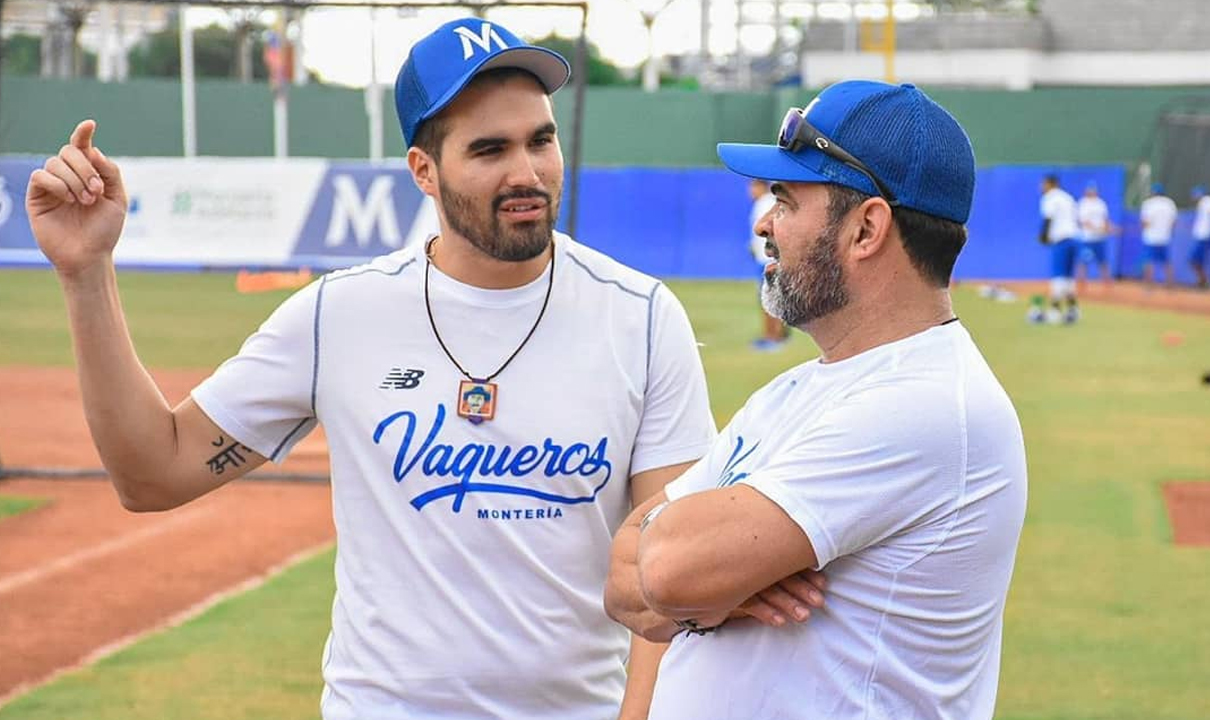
[366,6,384,162]
[179,3,198,157]
[632,0,675,92]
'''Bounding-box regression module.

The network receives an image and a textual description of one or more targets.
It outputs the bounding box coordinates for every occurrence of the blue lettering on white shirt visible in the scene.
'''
[372,404,614,512]
[716,435,759,487]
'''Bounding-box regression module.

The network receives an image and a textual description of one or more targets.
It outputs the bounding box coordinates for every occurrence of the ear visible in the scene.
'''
[850,197,895,260]
[407,146,439,198]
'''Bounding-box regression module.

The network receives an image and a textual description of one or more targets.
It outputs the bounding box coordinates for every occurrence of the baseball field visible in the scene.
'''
[0,267,1207,719]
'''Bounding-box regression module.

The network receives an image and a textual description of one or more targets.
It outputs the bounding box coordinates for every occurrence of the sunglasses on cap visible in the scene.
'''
[778,108,900,206]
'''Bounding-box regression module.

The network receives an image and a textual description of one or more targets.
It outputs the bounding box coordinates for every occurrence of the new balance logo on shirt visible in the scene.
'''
[380,368,425,390]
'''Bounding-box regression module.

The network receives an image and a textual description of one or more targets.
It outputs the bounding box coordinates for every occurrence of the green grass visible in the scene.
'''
[0,496,46,522]
[0,268,297,368]
[0,549,335,720]
[1,269,1209,719]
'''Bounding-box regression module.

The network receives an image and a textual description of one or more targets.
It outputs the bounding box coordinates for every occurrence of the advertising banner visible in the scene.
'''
[3,157,1197,283]
[0,158,435,270]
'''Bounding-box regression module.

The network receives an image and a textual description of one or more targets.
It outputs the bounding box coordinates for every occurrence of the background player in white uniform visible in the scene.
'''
[1140,182,1178,288]
[747,178,786,351]
[605,81,1028,720]
[1076,181,1114,285]
[1038,174,1081,323]
[25,18,718,720]
[1188,184,1210,288]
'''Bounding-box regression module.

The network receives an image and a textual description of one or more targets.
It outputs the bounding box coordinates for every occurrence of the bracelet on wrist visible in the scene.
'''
[673,617,721,636]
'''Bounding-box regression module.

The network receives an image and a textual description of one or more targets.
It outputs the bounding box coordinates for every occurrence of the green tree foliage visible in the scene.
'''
[531,34,630,86]
[1,33,43,75]
[0,33,95,76]
[128,22,268,79]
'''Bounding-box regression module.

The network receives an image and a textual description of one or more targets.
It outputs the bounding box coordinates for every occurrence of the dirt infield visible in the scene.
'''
[1162,483,1210,547]
[0,367,333,701]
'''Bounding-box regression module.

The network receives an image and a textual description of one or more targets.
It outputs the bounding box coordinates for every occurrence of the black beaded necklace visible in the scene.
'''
[423,236,555,424]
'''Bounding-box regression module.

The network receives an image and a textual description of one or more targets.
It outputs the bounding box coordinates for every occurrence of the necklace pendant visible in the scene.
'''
[457,379,498,424]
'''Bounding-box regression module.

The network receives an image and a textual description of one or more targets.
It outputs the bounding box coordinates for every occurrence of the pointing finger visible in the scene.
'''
[69,119,97,152]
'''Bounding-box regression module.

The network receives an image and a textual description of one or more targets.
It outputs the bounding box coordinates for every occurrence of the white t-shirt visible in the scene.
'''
[653,322,1027,720]
[192,234,717,720]
[1040,187,1079,242]
[1192,195,1210,240]
[749,191,777,266]
[1077,195,1110,241]
[1140,195,1178,245]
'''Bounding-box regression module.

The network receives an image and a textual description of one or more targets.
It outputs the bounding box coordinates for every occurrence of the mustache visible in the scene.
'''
[493,189,552,213]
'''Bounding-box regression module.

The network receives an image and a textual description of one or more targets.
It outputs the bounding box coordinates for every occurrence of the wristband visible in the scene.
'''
[639,500,670,533]
[674,617,721,636]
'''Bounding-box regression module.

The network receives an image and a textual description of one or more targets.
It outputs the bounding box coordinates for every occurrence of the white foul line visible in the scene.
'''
[0,506,212,597]
[0,541,335,709]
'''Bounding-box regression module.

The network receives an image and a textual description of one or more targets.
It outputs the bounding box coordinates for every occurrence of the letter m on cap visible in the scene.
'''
[453,23,508,60]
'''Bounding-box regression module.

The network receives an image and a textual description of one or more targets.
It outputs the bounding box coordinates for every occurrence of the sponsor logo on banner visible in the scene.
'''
[292,164,430,262]
[168,186,276,221]
[0,178,13,228]
[110,157,326,266]
[325,174,401,247]
[0,158,40,253]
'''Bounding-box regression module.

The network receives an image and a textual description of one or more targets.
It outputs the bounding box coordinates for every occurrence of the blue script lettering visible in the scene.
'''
[372,404,614,513]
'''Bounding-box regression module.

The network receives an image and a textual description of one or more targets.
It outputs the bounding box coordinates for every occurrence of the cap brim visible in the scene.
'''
[717,143,830,184]
[420,46,570,125]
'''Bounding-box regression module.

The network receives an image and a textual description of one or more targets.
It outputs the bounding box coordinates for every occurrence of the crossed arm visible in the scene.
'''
[605,483,825,644]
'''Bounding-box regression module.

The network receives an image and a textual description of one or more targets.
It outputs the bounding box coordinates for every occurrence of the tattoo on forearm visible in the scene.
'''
[206,435,253,475]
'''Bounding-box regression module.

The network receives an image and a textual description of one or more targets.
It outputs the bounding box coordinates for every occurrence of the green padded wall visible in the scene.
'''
[3,75,1207,167]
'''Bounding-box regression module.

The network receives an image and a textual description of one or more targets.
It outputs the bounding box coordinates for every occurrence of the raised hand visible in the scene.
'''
[26,120,129,277]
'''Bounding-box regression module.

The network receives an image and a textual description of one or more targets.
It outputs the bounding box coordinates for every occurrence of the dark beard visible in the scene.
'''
[761,218,850,326]
[438,180,558,262]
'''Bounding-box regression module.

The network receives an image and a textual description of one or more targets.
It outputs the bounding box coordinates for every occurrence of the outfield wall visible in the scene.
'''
[2,157,1202,283]
[3,75,1209,166]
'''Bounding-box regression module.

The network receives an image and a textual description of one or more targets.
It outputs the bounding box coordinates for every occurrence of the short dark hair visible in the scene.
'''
[411,66,547,163]
[1043,173,1060,186]
[826,185,967,288]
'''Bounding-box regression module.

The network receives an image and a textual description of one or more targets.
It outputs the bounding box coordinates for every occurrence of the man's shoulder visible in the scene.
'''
[321,248,422,291]
[559,234,663,300]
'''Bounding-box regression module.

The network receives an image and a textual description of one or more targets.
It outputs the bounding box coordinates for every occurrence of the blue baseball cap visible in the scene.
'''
[395,18,570,147]
[1192,185,1206,198]
[1150,182,1165,195]
[717,81,976,223]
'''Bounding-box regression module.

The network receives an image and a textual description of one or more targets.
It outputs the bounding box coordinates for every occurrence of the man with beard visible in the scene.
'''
[25,18,721,720]
[605,80,1028,720]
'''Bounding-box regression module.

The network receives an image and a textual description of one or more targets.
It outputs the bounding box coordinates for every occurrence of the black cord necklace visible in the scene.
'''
[423,236,555,424]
